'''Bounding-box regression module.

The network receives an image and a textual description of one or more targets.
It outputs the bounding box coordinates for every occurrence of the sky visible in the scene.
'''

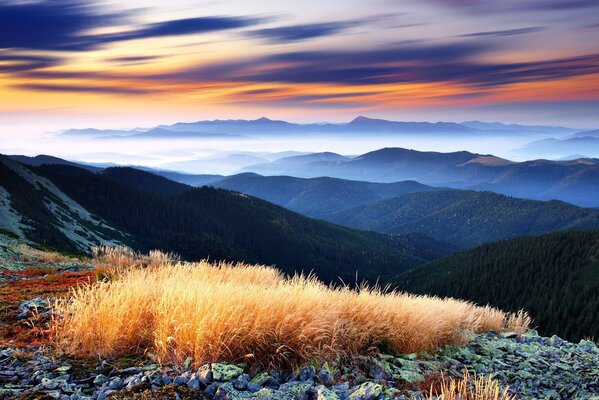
[1,0,599,159]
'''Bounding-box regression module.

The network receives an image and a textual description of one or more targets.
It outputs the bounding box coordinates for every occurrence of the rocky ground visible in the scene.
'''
[0,233,598,400]
[0,330,597,400]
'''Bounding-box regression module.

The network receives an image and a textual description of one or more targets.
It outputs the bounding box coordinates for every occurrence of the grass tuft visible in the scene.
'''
[53,251,530,369]
[429,370,515,400]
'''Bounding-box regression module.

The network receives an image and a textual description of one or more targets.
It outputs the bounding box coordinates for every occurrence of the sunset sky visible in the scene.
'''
[1,0,599,136]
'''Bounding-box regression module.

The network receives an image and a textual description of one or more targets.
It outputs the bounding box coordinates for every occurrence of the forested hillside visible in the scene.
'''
[329,190,599,248]
[33,164,454,283]
[213,173,437,218]
[395,231,599,341]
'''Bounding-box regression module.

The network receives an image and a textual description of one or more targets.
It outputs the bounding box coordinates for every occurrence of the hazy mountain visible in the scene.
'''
[56,117,578,140]
[162,153,270,175]
[345,116,475,133]
[570,128,599,138]
[32,163,455,283]
[395,230,599,341]
[158,117,302,134]
[212,173,438,218]
[242,152,351,175]
[148,170,223,187]
[327,190,599,248]
[59,128,141,137]
[243,147,599,207]
[125,127,245,139]
[461,120,577,135]
[0,156,127,252]
[519,137,599,158]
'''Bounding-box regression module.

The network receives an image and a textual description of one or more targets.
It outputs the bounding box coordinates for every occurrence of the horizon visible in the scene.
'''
[1,114,595,171]
[1,0,599,136]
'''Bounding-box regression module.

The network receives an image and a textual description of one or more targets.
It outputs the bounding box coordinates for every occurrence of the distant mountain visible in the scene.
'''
[56,117,577,140]
[570,128,599,138]
[158,117,301,135]
[32,163,454,283]
[162,153,270,175]
[59,128,140,137]
[395,230,599,341]
[345,116,475,133]
[519,136,599,158]
[242,152,351,175]
[461,120,577,135]
[212,173,438,218]
[149,170,223,187]
[243,147,599,207]
[327,190,599,248]
[125,127,245,139]
[8,154,101,172]
[0,156,127,253]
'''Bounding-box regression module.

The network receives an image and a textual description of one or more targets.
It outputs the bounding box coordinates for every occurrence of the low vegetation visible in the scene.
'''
[54,248,530,369]
[430,370,515,400]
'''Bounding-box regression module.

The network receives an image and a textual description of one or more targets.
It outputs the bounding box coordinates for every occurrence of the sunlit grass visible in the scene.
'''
[429,370,515,400]
[54,248,530,368]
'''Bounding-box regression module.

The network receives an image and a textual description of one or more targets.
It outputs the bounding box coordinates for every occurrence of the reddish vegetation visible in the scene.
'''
[0,270,97,347]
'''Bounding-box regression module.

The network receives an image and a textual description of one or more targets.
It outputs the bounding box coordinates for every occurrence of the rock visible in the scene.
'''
[233,374,249,390]
[278,381,312,399]
[173,375,188,387]
[187,373,201,389]
[211,363,243,381]
[347,382,382,400]
[204,382,220,397]
[197,364,213,385]
[213,382,254,400]
[317,364,334,386]
[297,366,315,382]
[183,357,194,371]
[367,360,391,382]
[332,382,351,398]
[108,376,124,390]
[314,385,340,400]
[17,297,52,319]
[247,382,262,392]
[93,374,108,386]
[54,366,71,374]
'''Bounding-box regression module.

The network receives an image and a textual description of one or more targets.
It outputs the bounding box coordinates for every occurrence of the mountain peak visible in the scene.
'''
[349,116,382,124]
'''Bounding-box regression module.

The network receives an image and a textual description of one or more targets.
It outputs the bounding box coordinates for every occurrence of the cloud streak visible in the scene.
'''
[248,21,361,43]
[15,83,150,95]
[460,27,546,37]
[161,43,599,88]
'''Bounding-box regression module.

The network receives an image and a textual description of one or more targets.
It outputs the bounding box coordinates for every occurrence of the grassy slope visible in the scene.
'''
[34,165,454,284]
[395,230,599,341]
[328,189,599,248]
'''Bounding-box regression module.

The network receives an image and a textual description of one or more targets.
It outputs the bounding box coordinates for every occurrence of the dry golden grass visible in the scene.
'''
[53,250,530,368]
[18,244,75,264]
[429,370,515,400]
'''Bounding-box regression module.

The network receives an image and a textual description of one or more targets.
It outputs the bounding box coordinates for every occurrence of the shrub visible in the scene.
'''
[54,252,529,369]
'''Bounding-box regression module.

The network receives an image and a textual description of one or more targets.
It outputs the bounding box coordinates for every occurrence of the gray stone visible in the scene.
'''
[212,363,243,381]
[187,373,201,389]
[173,375,188,387]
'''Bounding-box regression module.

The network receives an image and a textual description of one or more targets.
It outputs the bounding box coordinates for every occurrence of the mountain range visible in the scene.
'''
[239,148,599,207]
[58,117,583,139]
[326,190,599,248]
[9,154,599,250]
[0,155,454,283]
